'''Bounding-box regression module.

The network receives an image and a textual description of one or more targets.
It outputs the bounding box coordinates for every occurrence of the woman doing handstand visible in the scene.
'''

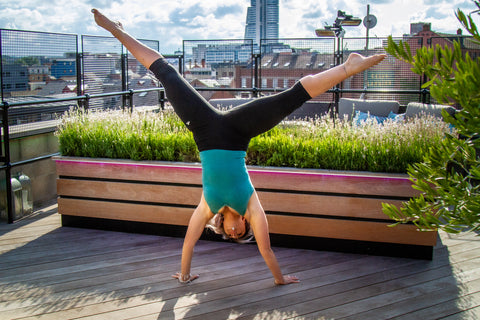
[92,9,386,285]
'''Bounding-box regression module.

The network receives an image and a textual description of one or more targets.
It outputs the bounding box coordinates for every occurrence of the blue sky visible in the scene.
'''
[0,0,477,53]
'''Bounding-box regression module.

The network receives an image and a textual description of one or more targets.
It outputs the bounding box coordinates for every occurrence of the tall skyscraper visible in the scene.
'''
[244,0,279,46]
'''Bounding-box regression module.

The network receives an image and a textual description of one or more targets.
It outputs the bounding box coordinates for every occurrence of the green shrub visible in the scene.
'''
[56,108,452,173]
[382,3,480,234]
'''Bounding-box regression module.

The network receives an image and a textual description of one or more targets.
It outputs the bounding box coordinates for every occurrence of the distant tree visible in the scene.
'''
[16,56,39,66]
[382,2,480,234]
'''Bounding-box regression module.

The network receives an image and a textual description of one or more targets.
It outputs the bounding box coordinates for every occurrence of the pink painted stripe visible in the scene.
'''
[55,159,202,172]
[248,168,410,182]
[55,158,409,182]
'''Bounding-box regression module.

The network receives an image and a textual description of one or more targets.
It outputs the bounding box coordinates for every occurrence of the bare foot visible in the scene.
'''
[344,53,387,77]
[91,8,124,35]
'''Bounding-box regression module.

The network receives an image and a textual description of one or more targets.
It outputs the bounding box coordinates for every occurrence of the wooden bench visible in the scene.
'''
[55,157,438,259]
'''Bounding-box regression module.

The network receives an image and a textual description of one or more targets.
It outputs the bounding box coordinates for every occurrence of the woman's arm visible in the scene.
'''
[173,194,214,283]
[246,192,299,285]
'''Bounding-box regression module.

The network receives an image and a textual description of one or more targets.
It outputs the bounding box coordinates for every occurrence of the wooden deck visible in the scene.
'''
[1,202,479,320]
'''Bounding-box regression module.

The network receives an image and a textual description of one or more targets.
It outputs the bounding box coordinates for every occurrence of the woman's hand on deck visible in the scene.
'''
[275,275,300,285]
[172,272,199,284]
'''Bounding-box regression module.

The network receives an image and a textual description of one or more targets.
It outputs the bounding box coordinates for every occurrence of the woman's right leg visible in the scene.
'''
[91,9,219,132]
[92,9,161,69]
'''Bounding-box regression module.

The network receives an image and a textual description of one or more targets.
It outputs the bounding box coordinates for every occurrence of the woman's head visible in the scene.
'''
[206,208,254,243]
[223,213,247,239]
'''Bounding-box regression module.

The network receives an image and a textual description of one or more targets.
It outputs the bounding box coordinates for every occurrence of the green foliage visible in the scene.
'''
[15,56,39,66]
[383,4,480,234]
[56,109,451,174]
[56,109,199,162]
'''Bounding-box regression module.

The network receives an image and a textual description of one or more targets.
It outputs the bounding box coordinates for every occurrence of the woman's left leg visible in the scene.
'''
[224,53,386,139]
[300,53,386,97]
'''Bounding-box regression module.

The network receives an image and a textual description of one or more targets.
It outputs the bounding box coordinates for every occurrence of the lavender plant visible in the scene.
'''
[56,108,451,174]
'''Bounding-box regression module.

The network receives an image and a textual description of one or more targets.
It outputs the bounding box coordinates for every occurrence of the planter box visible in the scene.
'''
[54,156,438,259]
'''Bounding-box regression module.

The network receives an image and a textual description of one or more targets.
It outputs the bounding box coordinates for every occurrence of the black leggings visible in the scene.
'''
[149,58,312,152]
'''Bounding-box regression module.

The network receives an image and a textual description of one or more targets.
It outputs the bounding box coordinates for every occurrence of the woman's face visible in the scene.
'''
[223,214,246,239]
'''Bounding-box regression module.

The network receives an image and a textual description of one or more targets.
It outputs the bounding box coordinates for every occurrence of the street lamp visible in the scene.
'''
[315,10,362,38]
[315,10,362,65]
[315,10,362,119]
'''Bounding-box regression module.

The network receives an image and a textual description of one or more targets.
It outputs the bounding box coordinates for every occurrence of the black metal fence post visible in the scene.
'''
[76,52,83,97]
[84,94,91,110]
[178,55,183,75]
[1,101,13,223]
[121,53,128,110]
[253,53,260,98]
[0,30,13,224]
[127,89,134,112]
[159,90,166,110]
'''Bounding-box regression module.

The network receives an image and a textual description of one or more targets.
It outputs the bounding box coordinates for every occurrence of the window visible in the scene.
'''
[241,77,247,88]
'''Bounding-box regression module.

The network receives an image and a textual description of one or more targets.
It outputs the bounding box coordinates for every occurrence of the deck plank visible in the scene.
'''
[0,203,479,320]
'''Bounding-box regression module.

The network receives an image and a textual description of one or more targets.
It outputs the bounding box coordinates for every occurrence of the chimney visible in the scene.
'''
[457,28,462,35]
[201,59,205,68]
[422,23,431,32]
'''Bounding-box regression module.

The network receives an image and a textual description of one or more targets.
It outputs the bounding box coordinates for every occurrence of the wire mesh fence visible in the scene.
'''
[183,39,254,101]
[342,36,425,105]
[81,35,123,109]
[81,36,161,110]
[0,29,78,131]
[126,39,161,110]
[2,29,479,128]
[259,38,336,102]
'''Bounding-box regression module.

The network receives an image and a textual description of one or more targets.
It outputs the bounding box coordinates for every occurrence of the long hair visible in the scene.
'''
[205,213,255,243]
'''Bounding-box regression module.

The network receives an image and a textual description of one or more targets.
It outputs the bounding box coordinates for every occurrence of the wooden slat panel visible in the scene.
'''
[57,198,193,226]
[266,214,438,246]
[57,178,202,206]
[249,167,418,197]
[55,157,417,198]
[258,191,405,220]
[54,157,203,184]
[57,199,436,247]
[57,178,402,220]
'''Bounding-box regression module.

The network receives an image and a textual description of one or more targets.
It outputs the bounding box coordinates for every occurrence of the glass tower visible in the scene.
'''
[244,0,279,45]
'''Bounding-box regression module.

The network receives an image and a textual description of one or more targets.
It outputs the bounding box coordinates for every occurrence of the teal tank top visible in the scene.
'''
[200,149,254,216]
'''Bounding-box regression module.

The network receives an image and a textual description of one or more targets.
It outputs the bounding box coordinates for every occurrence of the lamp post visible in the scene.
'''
[315,10,362,66]
[315,10,362,117]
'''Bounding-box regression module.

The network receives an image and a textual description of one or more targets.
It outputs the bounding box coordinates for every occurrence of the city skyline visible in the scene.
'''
[0,0,478,54]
